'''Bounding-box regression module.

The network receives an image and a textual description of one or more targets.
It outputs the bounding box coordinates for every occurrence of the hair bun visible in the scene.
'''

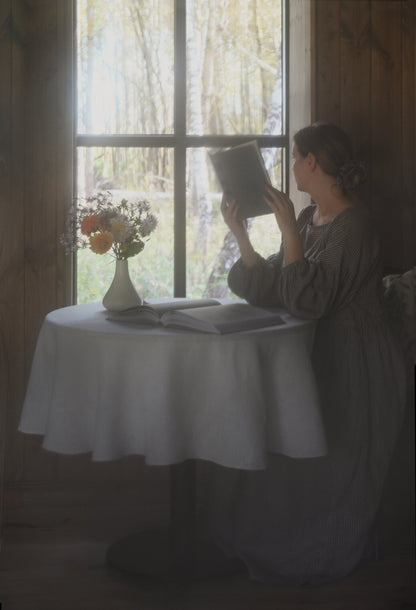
[336,161,367,193]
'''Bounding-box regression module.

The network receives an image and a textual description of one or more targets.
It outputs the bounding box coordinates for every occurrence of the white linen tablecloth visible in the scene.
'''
[19,302,327,469]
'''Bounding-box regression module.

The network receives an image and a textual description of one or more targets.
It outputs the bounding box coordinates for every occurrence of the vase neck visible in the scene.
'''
[115,258,128,266]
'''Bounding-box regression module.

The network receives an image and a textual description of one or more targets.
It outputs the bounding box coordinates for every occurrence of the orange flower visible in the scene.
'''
[89,231,113,254]
[80,214,103,236]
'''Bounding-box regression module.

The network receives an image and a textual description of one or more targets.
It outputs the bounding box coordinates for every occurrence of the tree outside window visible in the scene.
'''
[76,0,287,302]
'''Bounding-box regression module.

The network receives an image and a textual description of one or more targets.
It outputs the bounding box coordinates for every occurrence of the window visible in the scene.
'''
[75,0,288,302]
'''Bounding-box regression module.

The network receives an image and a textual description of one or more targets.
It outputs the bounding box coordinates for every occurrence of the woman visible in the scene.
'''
[213,122,406,585]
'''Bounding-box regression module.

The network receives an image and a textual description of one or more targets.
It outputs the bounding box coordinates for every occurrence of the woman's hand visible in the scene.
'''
[220,193,259,269]
[264,185,304,266]
[263,184,297,233]
[220,193,247,239]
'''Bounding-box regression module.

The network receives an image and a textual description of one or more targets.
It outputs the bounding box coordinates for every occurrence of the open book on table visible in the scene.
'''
[106,299,285,334]
[209,140,272,218]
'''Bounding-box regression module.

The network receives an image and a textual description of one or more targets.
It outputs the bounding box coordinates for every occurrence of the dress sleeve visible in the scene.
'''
[228,207,381,319]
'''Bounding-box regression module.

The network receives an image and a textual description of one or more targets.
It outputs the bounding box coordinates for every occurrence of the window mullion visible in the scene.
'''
[283,0,290,191]
[174,0,187,297]
[76,134,288,149]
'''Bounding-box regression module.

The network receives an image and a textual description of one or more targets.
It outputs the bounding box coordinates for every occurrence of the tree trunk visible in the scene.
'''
[202,229,241,298]
[187,2,211,264]
[84,4,95,196]
[204,32,282,297]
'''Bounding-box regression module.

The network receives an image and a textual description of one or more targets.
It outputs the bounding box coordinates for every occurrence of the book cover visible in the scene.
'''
[209,140,272,219]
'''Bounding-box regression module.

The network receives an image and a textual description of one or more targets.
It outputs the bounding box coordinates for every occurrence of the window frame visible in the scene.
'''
[74,0,290,299]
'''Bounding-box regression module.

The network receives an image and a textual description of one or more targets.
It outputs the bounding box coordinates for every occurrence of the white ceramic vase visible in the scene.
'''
[102,258,143,312]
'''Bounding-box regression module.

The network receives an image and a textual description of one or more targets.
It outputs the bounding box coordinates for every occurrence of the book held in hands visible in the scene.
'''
[106,298,285,334]
[209,140,273,218]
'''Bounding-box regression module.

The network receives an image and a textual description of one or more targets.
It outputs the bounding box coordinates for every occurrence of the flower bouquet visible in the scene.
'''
[61,191,158,311]
[61,191,157,259]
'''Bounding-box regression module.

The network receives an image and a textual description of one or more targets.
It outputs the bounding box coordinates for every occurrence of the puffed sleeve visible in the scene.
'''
[228,206,381,319]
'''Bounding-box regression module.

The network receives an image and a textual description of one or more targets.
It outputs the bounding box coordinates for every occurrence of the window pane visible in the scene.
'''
[75,1,287,303]
[77,0,174,134]
[186,147,283,298]
[76,147,174,302]
[186,0,283,135]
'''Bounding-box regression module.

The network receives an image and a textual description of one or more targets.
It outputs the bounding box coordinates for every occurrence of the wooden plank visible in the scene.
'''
[23,0,61,342]
[0,0,27,483]
[310,0,316,122]
[22,0,60,484]
[339,0,372,206]
[339,1,371,154]
[0,485,414,610]
[370,0,403,271]
[400,0,416,269]
[55,0,74,308]
[0,0,12,529]
[313,0,341,123]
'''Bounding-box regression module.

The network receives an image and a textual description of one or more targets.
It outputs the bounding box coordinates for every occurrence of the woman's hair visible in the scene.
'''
[294,122,367,195]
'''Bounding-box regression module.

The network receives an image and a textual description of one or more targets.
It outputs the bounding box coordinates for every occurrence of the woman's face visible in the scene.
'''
[292,143,309,192]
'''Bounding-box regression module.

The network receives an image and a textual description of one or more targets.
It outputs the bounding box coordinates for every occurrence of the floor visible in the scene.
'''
[0,486,415,610]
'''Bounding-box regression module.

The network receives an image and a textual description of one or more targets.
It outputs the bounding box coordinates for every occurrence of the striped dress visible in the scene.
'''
[208,204,406,585]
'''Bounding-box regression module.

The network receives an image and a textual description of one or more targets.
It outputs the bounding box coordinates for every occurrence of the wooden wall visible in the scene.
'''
[0,1,415,546]
[312,0,415,554]
[1,1,72,487]
[313,0,416,273]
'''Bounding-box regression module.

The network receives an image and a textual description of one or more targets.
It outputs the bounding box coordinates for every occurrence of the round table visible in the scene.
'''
[19,300,327,579]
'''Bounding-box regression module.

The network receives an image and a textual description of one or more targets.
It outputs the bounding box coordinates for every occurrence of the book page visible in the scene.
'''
[162,303,285,334]
[106,298,220,324]
[148,298,220,314]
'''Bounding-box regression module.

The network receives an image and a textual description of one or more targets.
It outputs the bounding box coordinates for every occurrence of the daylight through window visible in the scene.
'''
[76,0,288,302]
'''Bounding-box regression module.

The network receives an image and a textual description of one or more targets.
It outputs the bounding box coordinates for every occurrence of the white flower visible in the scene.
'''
[109,215,134,243]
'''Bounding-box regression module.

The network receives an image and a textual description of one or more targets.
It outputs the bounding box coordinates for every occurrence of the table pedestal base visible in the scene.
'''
[107,462,245,581]
[106,527,245,581]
